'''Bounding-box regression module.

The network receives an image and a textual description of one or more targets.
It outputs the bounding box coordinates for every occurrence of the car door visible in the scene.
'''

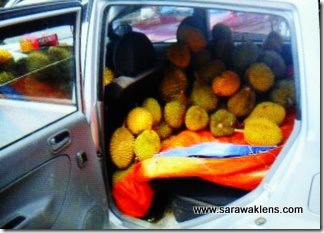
[0,1,109,229]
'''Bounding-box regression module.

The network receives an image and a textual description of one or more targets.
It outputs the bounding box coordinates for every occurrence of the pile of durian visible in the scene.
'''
[0,46,73,89]
[109,21,295,176]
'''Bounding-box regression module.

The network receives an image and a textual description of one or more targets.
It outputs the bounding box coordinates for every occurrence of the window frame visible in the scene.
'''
[0,1,84,150]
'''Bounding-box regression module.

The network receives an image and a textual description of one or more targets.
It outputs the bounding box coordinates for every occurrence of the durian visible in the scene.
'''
[109,127,135,169]
[232,42,260,71]
[246,101,286,125]
[0,71,14,85]
[270,79,295,109]
[227,86,256,117]
[164,98,187,129]
[26,51,51,81]
[190,81,219,113]
[244,117,283,146]
[103,67,115,86]
[166,42,191,68]
[153,120,173,140]
[134,130,161,161]
[142,97,162,125]
[159,65,188,102]
[177,25,207,52]
[209,109,237,137]
[185,105,209,131]
[212,70,240,97]
[126,107,153,135]
[246,63,275,92]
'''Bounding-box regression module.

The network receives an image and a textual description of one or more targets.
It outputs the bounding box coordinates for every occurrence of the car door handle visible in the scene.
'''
[48,130,71,153]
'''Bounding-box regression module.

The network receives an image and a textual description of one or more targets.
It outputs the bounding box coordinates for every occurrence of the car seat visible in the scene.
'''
[113,31,156,77]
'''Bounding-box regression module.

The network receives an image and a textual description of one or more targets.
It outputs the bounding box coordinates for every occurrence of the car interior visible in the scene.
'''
[101,4,296,224]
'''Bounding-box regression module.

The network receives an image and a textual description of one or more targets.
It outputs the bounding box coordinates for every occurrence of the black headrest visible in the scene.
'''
[113,31,156,76]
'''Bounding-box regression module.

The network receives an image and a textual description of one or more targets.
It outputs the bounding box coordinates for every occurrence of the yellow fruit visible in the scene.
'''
[166,43,191,68]
[103,67,114,86]
[154,121,173,140]
[134,130,161,161]
[244,117,283,146]
[246,63,275,92]
[142,97,162,125]
[227,86,256,117]
[112,164,135,185]
[185,105,209,131]
[164,98,187,129]
[0,49,13,64]
[212,70,240,97]
[246,101,286,125]
[190,81,219,113]
[209,109,236,137]
[109,127,134,169]
[159,66,188,102]
[126,107,153,135]
[270,79,295,108]
[177,25,207,52]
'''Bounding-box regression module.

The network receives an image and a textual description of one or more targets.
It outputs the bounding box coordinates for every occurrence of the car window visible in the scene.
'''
[112,6,194,42]
[0,12,78,149]
[208,9,290,42]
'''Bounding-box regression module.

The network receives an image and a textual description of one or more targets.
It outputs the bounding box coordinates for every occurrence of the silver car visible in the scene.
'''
[0,0,320,229]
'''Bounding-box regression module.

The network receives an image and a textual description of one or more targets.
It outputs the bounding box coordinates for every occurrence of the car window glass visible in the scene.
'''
[209,9,290,42]
[0,12,78,149]
[112,6,194,42]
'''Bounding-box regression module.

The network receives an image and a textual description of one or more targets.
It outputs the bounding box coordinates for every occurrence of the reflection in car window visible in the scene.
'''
[113,6,193,42]
[209,9,290,42]
[0,18,75,104]
[0,12,78,149]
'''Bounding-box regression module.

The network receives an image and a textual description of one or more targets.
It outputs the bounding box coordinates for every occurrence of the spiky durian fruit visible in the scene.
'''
[26,51,51,80]
[109,127,135,169]
[177,25,207,52]
[153,120,173,140]
[185,105,209,131]
[166,42,191,68]
[209,109,237,137]
[227,86,256,117]
[232,42,260,71]
[126,107,153,135]
[212,23,232,42]
[246,101,286,125]
[263,31,283,53]
[134,130,161,161]
[159,65,188,102]
[0,49,13,64]
[190,81,219,113]
[103,67,115,86]
[142,97,162,125]
[246,63,275,92]
[112,164,135,186]
[48,46,72,61]
[0,71,14,84]
[244,117,283,146]
[258,50,286,78]
[196,59,226,84]
[212,70,240,97]
[270,79,295,109]
[164,98,187,129]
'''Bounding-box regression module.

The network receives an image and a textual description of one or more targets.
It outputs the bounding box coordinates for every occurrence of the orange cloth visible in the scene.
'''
[112,112,295,218]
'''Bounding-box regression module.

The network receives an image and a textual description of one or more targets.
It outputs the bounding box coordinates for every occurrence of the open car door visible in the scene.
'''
[0,1,108,229]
